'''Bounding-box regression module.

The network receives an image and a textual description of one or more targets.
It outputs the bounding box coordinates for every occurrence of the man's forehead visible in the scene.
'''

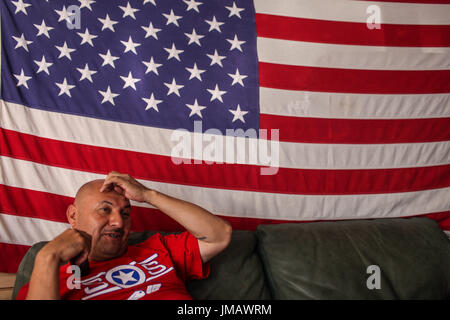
[75,179,130,207]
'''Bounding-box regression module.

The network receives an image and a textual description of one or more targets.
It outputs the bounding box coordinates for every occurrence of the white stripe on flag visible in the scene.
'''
[1,100,449,169]
[257,37,450,70]
[254,0,450,25]
[0,213,70,246]
[259,88,450,119]
[1,156,449,221]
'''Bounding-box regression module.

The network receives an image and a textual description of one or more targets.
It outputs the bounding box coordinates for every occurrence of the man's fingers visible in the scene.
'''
[100,175,125,192]
[114,185,124,194]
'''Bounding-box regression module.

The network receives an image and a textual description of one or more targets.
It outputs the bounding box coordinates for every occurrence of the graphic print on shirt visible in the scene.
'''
[75,253,174,300]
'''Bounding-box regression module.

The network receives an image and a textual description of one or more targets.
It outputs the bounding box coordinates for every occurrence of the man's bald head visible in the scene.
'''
[74,179,105,208]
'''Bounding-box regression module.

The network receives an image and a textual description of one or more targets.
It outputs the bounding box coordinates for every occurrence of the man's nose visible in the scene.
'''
[108,209,124,228]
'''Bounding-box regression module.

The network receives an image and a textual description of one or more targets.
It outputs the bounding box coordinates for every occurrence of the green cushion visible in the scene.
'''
[12,241,48,300]
[256,217,450,299]
[187,230,272,300]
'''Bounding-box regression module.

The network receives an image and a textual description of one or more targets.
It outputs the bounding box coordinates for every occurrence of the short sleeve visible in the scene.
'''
[16,283,29,300]
[158,231,210,282]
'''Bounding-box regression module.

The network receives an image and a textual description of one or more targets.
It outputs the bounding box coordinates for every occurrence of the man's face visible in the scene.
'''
[71,181,131,261]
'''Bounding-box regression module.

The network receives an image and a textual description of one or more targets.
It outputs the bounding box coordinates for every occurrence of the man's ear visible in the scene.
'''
[66,204,78,227]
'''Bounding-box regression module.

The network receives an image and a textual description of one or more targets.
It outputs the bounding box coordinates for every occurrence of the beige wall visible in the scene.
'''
[0,273,16,300]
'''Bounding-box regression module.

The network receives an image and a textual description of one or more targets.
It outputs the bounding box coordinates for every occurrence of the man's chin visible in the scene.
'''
[91,238,128,261]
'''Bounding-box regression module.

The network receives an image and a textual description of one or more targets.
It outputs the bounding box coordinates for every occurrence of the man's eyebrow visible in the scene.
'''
[99,201,131,209]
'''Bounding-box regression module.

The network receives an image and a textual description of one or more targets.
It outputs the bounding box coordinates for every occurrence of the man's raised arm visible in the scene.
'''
[100,171,232,263]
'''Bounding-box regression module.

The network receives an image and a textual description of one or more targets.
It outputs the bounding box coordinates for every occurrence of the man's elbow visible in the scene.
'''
[220,220,233,250]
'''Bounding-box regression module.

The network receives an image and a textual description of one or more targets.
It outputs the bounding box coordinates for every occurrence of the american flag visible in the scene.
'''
[0,0,449,273]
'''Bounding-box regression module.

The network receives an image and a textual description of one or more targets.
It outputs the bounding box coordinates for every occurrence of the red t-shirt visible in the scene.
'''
[17,231,210,300]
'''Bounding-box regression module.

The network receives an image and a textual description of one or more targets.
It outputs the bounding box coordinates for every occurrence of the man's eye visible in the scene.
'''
[121,211,130,217]
[101,207,111,213]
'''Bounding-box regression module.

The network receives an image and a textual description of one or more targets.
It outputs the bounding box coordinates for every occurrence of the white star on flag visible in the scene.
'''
[185,28,204,46]
[12,0,32,15]
[164,43,184,61]
[77,28,98,47]
[183,0,202,13]
[207,50,226,67]
[56,41,76,60]
[186,63,206,81]
[142,22,161,39]
[34,20,54,38]
[186,99,206,118]
[13,69,32,89]
[12,34,33,52]
[98,14,118,32]
[34,55,53,75]
[77,63,97,82]
[120,72,141,91]
[55,78,75,97]
[207,84,227,102]
[205,16,224,33]
[98,86,119,105]
[55,6,74,23]
[79,0,96,11]
[228,68,247,86]
[163,9,182,27]
[143,0,156,5]
[99,50,119,68]
[142,57,162,75]
[225,2,245,19]
[229,104,248,123]
[227,35,246,52]
[142,93,163,111]
[121,36,141,55]
[164,78,184,97]
[119,2,140,20]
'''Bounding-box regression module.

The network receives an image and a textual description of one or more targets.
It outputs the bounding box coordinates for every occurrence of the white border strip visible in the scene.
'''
[1,156,449,222]
[258,37,450,70]
[254,0,450,25]
[1,100,449,169]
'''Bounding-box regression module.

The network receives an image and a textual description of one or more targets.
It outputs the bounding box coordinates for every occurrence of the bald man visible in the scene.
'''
[19,171,232,300]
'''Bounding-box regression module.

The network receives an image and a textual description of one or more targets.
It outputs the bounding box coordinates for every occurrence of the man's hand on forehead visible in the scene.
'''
[100,171,151,203]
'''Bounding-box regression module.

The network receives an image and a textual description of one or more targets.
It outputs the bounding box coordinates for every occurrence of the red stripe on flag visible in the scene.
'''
[255,13,450,47]
[0,242,31,273]
[259,62,450,94]
[2,130,450,195]
[260,114,450,144]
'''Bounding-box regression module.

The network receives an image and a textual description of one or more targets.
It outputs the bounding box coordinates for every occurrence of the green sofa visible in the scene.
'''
[12,217,450,300]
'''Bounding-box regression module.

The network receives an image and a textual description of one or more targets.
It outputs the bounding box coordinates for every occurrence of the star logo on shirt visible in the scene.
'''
[105,265,146,289]
[113,270,139,285]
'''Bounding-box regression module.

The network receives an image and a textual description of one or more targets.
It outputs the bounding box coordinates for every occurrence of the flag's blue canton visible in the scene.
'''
[1,0,259,134]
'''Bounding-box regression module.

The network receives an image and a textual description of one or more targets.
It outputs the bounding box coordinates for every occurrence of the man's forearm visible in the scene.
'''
[26,251,61,300]
[144,189,231,244]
